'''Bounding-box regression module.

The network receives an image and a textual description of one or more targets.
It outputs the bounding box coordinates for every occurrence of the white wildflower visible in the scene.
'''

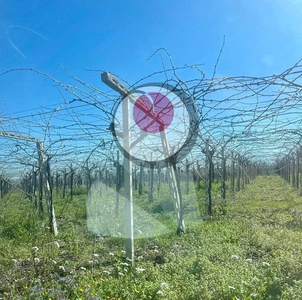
[109,252,115,256]
[252,276,259,282]
[228,286,236,290]
[88,260,94,264]
[93,253,99,257]
[121,250,126,254]
[154,249,159,253]
[59,265,65,272]
[262,262,270,267]
[120,262,129,266]
[160,282,169,289]
[52,260,57,265]
[34,257,40,264]
[156,290,165,296]
[135,267,145,273]
[80,266,86,270]
[32,246,39,252]
[118,272,124,276]
[12,259,18,265]
[231,255,239,260]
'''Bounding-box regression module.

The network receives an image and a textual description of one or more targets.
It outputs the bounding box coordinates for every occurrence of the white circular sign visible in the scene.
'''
[112,83,197,167]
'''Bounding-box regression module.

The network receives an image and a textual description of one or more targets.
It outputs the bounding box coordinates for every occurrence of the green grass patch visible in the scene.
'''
[0,176,302,299]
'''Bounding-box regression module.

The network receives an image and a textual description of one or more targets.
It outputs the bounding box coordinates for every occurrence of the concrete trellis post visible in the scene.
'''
[121,91,134,263]
[101,72,187,262]
[101,73,134,263]
[115,150,120,217]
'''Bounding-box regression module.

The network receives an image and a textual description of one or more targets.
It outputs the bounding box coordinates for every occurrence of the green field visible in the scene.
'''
[1,176,302,299]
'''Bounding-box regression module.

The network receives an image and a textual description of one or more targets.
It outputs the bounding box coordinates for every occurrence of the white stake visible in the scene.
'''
[101,72,134,264]
[122,91,134,264]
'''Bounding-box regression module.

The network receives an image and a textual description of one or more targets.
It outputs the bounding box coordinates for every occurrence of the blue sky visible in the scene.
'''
[1,0,302,116]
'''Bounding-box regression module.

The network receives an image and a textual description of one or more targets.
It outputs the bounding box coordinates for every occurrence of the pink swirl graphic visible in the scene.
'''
[133,92,174,133]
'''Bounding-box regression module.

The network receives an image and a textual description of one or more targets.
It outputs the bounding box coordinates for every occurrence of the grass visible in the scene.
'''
[0,175,302,299]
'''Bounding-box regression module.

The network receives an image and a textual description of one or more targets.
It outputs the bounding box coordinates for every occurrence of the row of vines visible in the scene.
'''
[1,56,302,237]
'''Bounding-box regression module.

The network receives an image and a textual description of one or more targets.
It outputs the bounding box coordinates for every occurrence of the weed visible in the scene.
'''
[0,176,302,299]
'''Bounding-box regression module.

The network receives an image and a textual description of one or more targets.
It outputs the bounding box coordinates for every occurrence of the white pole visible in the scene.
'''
[101,72,134,264]
[101,71,185,242]
[122,92,134,264]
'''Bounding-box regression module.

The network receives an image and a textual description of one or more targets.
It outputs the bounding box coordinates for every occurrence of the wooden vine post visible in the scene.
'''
[0,132,58,235]
[297,146,302,196]
[0,177,10,200]
[0,179,2,200]
[70,164,74,201]
[287,157,290,183]
[203,139,214,216]
[32,166,37,209]
[236,155,241,192]
[36,141,58,236]
[186,159,190,195]
[139,163,143,195]
[241,158,245,190]
[149,161,155,203]
[292,154,296,188]
[231,152,235,193]
[134,165,138,191]
[55,171,59,195]
[221,147,227,200]
[296,148,299,189]
[157,164,161,192]
[62,168,67,198]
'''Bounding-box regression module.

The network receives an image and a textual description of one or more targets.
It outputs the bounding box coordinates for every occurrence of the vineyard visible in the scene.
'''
[1,59,302,299]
